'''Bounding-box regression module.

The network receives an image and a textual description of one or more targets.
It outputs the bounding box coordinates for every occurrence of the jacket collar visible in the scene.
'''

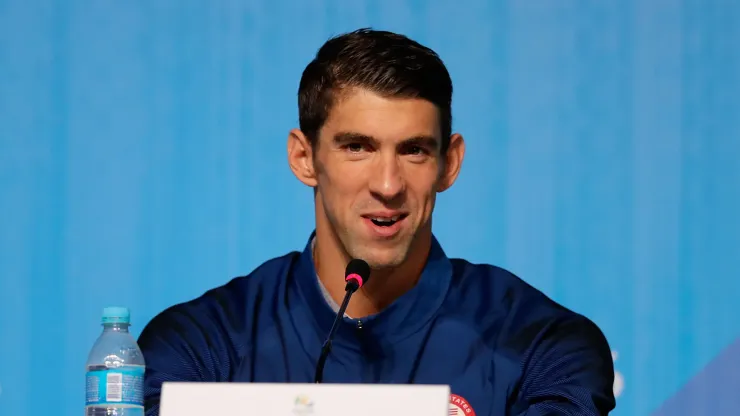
[290,231,453,351]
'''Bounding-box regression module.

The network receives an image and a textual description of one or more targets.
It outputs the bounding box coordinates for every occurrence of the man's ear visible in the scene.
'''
[437,133,465,192]
[287,128,318,187]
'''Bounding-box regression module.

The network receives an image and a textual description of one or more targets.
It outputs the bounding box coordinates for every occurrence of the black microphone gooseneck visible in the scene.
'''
[314,258,371,383]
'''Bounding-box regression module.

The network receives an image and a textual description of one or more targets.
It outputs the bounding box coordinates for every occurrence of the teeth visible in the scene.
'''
[371,215,400,222]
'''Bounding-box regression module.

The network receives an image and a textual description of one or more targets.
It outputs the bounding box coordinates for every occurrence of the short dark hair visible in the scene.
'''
[298,28,453,154]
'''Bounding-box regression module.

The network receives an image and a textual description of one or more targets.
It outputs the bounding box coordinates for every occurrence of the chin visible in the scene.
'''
[351,248,409,270]
[340,230,416,269]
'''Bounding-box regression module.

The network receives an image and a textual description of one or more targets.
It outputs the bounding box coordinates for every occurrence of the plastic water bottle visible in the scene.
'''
[85,306,146,415]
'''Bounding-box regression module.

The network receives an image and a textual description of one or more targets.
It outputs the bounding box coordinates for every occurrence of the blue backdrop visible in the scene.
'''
[1,1,738,415]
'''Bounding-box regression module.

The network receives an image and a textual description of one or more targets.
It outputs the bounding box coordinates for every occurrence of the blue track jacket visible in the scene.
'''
[138,233,616,415]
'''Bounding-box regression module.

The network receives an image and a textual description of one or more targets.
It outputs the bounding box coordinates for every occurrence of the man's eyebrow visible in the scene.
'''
[332,132,439,149]
[401,135,439,149]
[332,132,377,145]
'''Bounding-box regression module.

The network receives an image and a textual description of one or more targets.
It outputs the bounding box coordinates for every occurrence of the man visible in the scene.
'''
[138,28,616,415]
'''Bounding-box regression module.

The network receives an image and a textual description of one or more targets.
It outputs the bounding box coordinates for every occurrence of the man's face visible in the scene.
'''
[307,88,459,269]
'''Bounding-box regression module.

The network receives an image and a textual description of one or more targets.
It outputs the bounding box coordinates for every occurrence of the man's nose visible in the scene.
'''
[368,154,406,203]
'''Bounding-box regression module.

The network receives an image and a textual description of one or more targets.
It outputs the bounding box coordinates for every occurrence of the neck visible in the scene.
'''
[313,221,431,318]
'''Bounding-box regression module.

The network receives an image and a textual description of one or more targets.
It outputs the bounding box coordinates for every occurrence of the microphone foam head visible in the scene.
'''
[345,258,371,288]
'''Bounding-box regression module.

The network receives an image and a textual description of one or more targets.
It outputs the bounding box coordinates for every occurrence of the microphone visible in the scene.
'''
[313,258,371,383]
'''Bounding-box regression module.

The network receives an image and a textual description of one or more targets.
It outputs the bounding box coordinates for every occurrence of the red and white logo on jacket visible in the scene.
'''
[449,394,476,416]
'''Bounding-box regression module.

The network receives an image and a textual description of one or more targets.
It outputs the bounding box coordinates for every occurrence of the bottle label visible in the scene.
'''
[85,365,145,407]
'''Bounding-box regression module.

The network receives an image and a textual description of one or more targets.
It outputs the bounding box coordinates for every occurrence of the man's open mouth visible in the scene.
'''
[366,214,408,227]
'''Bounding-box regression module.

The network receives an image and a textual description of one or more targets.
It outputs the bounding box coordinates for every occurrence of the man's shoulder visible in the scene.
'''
[140,251,301,337]
[449,258,566,315]
[448,258,609,352]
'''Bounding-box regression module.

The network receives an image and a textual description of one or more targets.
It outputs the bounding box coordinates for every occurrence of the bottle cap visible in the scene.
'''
[102,306,131,324]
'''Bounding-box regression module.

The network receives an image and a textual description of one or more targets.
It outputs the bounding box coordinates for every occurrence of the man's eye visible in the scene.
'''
[346,143,364,152]
[405,145,428,156]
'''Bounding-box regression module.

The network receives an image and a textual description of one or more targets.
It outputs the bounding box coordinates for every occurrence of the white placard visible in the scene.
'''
[160,381,450,416]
